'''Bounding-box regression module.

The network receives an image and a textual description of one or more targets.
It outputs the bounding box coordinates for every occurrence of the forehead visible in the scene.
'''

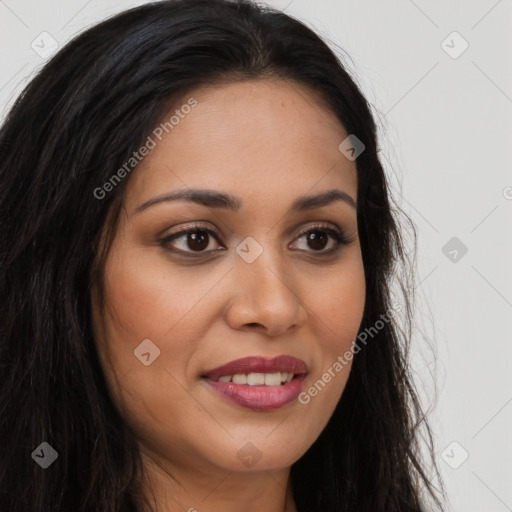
[124,78,357,209]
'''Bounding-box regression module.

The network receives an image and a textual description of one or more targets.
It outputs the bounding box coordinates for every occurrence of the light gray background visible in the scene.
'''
[1,1,511,511]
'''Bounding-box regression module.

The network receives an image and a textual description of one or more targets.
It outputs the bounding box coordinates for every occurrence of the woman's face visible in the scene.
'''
[92,78,365,478]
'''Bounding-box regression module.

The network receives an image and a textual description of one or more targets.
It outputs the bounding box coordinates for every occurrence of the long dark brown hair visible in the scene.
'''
[0,1,444,510]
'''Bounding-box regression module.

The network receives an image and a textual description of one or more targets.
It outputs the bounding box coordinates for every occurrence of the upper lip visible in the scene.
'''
[202,355,308,380]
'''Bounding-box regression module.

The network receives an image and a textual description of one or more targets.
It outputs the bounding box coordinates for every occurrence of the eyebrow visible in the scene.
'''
[134,187,356,214]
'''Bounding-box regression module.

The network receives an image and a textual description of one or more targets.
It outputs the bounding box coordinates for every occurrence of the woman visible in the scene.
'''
[0,0,445,510]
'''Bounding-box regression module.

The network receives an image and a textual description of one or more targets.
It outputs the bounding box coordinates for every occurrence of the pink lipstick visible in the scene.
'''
[201,355,308,411]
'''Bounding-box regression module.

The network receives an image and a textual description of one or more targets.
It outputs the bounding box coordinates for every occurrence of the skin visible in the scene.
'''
[91,78,366,512]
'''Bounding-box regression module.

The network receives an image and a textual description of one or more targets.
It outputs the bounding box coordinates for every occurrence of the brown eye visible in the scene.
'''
[184,230,210,251]
[291,225,349,254]
[304,230,329,251]
[161,228,223,254]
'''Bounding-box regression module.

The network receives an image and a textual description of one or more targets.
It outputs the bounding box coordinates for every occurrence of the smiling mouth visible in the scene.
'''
[213,371,295,386]
[201,355,308,411]
[201,354,308,380]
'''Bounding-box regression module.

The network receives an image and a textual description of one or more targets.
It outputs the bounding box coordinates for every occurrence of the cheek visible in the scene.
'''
[296,256,365,434]
[93,254,206,451]
[93,245,233,427]
[311,255,366,353]
[92,248,193,410]
[99,245,229,353]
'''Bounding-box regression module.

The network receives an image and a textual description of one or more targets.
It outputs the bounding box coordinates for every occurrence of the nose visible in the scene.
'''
[223,246,307,337]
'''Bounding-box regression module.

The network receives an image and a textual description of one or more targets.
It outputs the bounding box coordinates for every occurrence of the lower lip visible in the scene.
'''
[202,374,307,411]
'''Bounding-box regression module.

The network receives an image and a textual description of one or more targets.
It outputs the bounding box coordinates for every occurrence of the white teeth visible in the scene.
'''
[264,372,282,386]
[247,373,265,385]
[232,374,247,384]
[216,372,295,386]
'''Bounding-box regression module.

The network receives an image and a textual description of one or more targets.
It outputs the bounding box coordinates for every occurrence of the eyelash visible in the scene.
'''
[159,221,351,258]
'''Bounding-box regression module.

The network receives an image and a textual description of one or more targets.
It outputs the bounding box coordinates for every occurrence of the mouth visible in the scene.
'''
[201,355,308,411]
[212,371,296,385]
